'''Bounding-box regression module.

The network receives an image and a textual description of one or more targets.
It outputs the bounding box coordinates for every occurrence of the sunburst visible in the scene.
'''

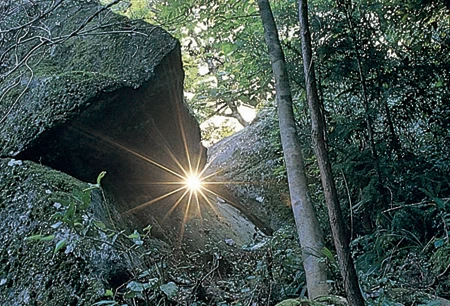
[184,172,203,192]
[70,96,259,246]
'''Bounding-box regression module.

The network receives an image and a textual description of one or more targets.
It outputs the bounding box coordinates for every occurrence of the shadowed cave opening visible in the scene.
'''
[17,50,207,240]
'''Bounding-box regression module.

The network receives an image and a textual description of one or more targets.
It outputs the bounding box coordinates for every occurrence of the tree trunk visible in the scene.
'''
[298,1,365,305]
[256,0,330,299]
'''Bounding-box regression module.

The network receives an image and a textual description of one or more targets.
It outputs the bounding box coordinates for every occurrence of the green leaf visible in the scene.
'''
[41,234,56,241]
[93,221,107,229]
[104,289,114,297]
[434,238,445,249]
[63,203,76,224]
[418,300,441,306]
[96,171,107,185]
[127,281,145,292]
[54,239,67,254]
[321,247,336,264]
[127,231,140,240]
[79,191,91,210]
[51,221,63,229]
[25,234,43,241]
[25,234,55,241]
[160,282,178,299]
[92,301,118,306]
[72,189,85,204]
[138,270,151,279]
[433,197,445,209]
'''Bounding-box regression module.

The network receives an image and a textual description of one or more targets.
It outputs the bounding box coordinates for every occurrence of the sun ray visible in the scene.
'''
[178,190,194,245]
[196,188,220,216]
[68,117,270,244]
[163,188,190,221]
[123,186,186,215]
[140,115,191,177]
[198,187,241,208]
[71,124,186,180]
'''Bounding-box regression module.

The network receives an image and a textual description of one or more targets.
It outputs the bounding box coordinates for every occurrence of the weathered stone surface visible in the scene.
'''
[0,1,205,241]
[206,109,293,233]
[0,158,119,305]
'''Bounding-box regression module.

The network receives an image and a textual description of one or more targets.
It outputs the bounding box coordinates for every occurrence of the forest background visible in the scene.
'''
[107,0,450,303]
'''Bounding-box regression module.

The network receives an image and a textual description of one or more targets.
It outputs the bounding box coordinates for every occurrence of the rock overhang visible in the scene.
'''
[0,0,206,239]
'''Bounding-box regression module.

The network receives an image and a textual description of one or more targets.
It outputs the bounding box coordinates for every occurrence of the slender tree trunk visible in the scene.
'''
[298,1,365,305]
[257,0,330,299]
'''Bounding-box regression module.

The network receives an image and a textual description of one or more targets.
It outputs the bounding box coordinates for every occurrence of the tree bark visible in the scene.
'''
[257,0,330,299]
[298,0,365,305]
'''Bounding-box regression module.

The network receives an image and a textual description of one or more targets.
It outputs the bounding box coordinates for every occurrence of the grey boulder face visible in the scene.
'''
[0,1,206,238]
[206,109,293,233]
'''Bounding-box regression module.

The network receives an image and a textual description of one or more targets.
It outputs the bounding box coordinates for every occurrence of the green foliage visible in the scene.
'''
[352,195,450,302]
[201,120,237,145]
[268,227,307,299]
[113,0,270,128]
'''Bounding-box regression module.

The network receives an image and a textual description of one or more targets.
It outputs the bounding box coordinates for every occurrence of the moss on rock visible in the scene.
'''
[0,0,177,156]
[0,158,123,305]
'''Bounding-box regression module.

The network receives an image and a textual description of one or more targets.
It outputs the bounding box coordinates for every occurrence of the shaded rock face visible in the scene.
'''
[207,109,294,233]
[0,1,205,240]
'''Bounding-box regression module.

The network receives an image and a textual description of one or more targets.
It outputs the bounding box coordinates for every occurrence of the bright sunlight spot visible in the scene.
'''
[184,173,203,192]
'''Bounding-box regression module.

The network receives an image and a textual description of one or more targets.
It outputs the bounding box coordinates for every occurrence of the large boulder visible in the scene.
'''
[206,109,294,233]
[0,0,205,242]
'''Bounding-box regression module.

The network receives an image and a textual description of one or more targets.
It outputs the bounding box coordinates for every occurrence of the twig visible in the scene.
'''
[382,198,450,214]
[436,262,450,279]
[0,0,64,34]
[60,0,122,43]
[0,61,34,125]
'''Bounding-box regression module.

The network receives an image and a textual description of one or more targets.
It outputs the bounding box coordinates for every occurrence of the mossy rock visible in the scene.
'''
[0,1,206,248]
[0,158,128,305]
[0,0,177,156]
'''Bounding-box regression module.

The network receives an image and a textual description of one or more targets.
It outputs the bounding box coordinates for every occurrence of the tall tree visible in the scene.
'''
[257,0,329,299]
[297,0,365,304]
